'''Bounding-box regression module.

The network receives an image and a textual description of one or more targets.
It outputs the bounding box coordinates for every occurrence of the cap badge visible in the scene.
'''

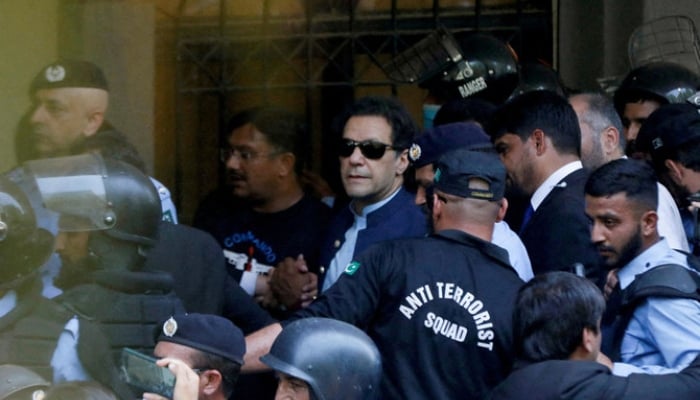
[409,143,422,162]
[44,65,66,83]
[163,316,178,337]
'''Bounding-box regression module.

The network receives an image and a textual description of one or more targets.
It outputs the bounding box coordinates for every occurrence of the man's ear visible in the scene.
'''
[278,152,296,177]
[640,209,658,238]
[496,197,508,222]
[200,370,223,396]
[396,149,409,175]
[570,327,598,361]
[664,159,684,184]
[83,110,104,137]
[601,126,621,156]
[581,327,597,353]
[530,129,548,156]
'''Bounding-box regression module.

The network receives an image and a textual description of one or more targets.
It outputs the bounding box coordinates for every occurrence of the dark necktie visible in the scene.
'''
[519,204,534,234]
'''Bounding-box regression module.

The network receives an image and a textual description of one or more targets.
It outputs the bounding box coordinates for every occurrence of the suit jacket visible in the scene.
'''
[520,168,601,279]
[488,357,700,400]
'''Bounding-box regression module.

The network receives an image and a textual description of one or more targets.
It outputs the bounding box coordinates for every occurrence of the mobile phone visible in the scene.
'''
[120,347,175,398]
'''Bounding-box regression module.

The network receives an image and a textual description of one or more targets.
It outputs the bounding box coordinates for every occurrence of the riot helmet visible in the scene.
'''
[25,153,161,264]
[0,177,54,289]
[507,62,566,102]
[384,28,519,105]
[261,318,382,400]
[0,364,50,400]
[613,61,700,113]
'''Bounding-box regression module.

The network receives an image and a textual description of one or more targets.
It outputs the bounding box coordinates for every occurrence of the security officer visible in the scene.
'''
[0,176,130,397]
[613,61,700,157]
[244,149,523,399]
[261,318,381,400]
[22,153,185,357]
[151,313,246,400]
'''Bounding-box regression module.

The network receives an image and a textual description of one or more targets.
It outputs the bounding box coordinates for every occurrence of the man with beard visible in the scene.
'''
[26,59,177,222]
[25,154,185,359]
[570,92,688,256]
[584,158,700,375]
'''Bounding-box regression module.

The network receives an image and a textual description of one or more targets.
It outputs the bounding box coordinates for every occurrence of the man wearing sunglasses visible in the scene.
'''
[318,96,428,291]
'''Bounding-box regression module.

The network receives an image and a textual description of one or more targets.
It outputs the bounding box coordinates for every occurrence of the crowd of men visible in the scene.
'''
[2,29,700,400]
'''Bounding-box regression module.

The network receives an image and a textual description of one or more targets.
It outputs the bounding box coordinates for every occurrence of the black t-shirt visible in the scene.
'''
[199,193,331,281]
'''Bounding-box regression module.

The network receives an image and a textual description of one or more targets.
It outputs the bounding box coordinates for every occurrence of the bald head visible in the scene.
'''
[30,87,109,157]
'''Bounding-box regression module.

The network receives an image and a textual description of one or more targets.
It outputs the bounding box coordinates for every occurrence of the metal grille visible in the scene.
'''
[628,15,700,75]
[171,0,552,220]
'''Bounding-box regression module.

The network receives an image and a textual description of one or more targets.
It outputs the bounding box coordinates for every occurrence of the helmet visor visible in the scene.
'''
[25,154,116,232]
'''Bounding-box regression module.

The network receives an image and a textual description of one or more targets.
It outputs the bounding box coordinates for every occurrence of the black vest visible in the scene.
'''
[57,270,186,357]
[610,262,700,361]
[0,282,70,380]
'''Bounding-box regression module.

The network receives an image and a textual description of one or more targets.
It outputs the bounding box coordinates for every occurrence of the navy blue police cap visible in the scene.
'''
[155,313,245,365]
[636,103,700,160]
[433,148,506,201]
[31,60,109,93]
[409,122,492,168]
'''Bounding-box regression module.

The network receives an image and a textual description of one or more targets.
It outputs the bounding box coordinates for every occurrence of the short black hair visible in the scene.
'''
[584,158,658,211]
[333,96,419,150]
[488,90,581,157]
[192,350,241,398]
[673,137,700,172]
[514,271,605,362]
[224,107,308,174]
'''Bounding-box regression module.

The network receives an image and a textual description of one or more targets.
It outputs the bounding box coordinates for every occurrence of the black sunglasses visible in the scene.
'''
[338,139,400,160]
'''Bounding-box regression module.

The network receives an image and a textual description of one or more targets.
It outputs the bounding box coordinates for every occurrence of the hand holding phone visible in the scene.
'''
[120,348,175,398]
[144,358,200,400]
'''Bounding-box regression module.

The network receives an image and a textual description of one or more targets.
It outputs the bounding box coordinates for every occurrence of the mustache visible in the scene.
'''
[595,243,616,253]
[226,171,245,180]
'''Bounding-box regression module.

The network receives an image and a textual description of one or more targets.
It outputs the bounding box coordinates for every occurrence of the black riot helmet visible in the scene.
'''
[384,28,519,104]
[0,177,54,289]
[25,153,161,250]
[507,62,566,102]
[613,61,700,114]
[261,318,382,400]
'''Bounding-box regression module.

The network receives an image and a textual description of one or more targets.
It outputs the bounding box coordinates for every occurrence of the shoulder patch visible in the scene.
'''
[344,261,361,276]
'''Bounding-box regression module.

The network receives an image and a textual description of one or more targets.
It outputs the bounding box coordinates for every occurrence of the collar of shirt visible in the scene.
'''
[0,290,18,318]
[349,186,402,218]
[617,238,687,289]
[323,187,402,292]
[529,161,582,210]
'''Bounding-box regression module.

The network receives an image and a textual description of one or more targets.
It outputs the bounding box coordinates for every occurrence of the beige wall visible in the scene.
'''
[0,0,60,172]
